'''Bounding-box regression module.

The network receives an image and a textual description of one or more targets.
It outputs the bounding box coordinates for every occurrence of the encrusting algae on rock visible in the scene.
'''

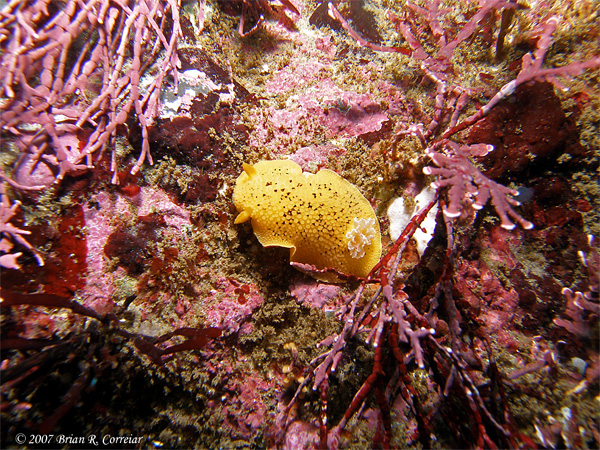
[233,160,381,281]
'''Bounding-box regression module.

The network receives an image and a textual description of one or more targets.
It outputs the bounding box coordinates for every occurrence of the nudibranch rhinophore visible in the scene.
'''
[232,160,381,282]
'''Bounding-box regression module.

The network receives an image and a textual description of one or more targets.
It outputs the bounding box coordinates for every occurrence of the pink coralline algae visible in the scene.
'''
[250,78,390,152]
[248,57,401,152]
[554,236,599,340]
[82,187,191,311]
[203,352,288,442]
[202,277,264,334]
[0,0,182,187]
[266,60,330,95]
[289,275,344,310]
[283,420,320,450]
[0,183,44,269]
[289,145,345,172]
[220,372,272,435]
[424,137,534,231]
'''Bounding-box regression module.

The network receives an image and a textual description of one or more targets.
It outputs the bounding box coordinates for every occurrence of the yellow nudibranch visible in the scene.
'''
[232,160,381,281]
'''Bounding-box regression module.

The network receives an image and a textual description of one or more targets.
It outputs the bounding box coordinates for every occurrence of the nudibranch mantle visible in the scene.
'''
[233,160,381,281]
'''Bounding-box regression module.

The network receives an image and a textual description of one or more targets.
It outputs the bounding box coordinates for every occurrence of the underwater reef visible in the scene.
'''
[1,0,599,448]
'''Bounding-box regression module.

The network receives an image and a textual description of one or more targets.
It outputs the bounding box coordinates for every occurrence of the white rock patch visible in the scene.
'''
[387,186,438,256]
